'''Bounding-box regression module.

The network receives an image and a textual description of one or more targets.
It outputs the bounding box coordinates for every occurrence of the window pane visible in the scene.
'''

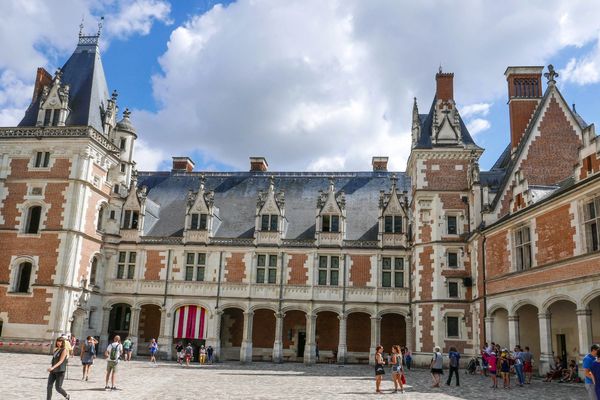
[318,270,327,285]
[524,245,531,269]
[17,262,32,293]
[261,215,270,231]
[269,255,277,267]
[123,210,131,229]
[319,256,328,269]
[191,213,199,229]
[394,216,402,233]
[330,256,339,269]
[197,253,206,265]
[185,266,194,281]
[447,216,457,235]
[186,253,195,265]
[382,257,391,269]
[448,252,458,268]
[322,215,330,232]
[257,255,266,267]
[268,268,277,284]
[330,270,339,286]
[129,252,136,263]
[196,267,205,281]
[131,212,139,229]
[256,268,265,283]
[384,216,393,233]
[394,258,404,270]
[382,271,391,287]
[449,282,459,297]
[200,214,207,230]
[270,215,278,231]
[394,272,404,288]
[117,264,124,279]
[26,206,41,234]
[43,109,52,126]
[591,222,599,252]
[43,152,50,167]
[523,227,530,243]
[447,317,459,337]
[35,151,43,167]
[119,252,126,263]
[516,247,523,270]
[587,202,596,220]
[90,258,97,285]
[127,265,135,279]
[331,215,339,232]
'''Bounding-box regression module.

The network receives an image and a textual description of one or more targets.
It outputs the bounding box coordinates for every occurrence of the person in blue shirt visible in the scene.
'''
[584,344,599,400]
[446,347,460,386]
[591,355,600,400]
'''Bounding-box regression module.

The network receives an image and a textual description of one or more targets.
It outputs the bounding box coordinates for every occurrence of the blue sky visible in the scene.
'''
[1,1,600,173]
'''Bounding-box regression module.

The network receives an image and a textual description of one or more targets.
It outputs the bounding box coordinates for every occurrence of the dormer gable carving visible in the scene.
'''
[316,178,346,245]
[184,175,219,243]
[509,169,530,213]
[255,176,285,244]
[411,97,421,148]
[36,69,70,127]
[379,174,409,248]
[120,172,146,241]
[103,90,119,136]
[577,124,600,181]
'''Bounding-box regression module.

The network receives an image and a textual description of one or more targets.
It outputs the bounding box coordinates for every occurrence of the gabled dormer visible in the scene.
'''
[120,172,147,242]
[432,70,461,146]
[379,174,409,248]
[316,178,346,246]
[36,69,70,127]
[183,175,219,244]
[255,176,285,245]
[576,123,599,181]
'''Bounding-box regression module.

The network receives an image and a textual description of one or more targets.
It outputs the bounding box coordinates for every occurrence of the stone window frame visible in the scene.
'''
[96,201,108,232]
[383,214,403,234]
[321,214,341,233]
[445,247,462,269]
[16,200,49,238]
[380,256,405,288]
[189,212,209,231]
[184,252,207,282]
[89,254,101,287]
[116,250,137,280]
[121,209,140,230]
[444,211,462,236]
[7,255,40,297]
[444,312,463,339]
[317,254,340,286]
[581,195,600,254]
[512,224,533,271]
[260,214,279,232]
[255,253,278,284]
[28,150,56,171]
[445,278,461,299]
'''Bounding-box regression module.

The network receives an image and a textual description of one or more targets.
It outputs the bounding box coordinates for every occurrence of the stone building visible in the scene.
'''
[1,31,599,372]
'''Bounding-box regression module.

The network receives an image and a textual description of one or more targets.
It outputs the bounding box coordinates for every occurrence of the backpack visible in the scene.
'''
[86,342,95,356]
[185,346,193,355]
[109,344,118,361]
[450,353,459,367]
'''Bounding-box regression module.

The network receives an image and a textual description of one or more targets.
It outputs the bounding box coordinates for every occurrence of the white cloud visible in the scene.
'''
[460,103,491,119]
[133,138,167,170]
[561,33,600,85]
[105,0,172,39]
[467,118,492,136]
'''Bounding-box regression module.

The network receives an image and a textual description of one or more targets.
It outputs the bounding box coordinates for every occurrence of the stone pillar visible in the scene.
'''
[272,312,285,363]
[240,311,254,363]
[157,307,172,360]
[577,308,592,377]
[508,315,520,350]
[128,306,141,356]
[369,316,381,366]
[212,310,223,362]
[484,316,494,344]
[538,312,553,375]
[405,315,414,351]
[337,314,347,364]
[100,306,111,350]
[303,314,317,364]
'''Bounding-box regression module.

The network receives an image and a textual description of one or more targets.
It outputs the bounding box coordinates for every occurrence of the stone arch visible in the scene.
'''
[345,306,374,317]
[281,305,309,314]
[313,305,342,315]
[315,310,339,361]
[170,300,213,318]
[582,289,600,309]
[248,303,278,313]
[542,294,578,313]
[547,298,578,363]
[108,303,132,341]
[138,304,161,344]
[514,303,540,361]
[220,306,245,361]
[377,308,409,319]
[218,302,247,313]
[489,306,509,348]
[510,299,539,315]
[104,298,134,309]
[9,255,38,294]
[487,303,510,315]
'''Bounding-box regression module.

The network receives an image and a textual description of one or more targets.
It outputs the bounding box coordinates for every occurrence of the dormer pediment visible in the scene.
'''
[435,115,460,143]
[257,177,284,216]
[317,178,345,215]
[187,177,214,214]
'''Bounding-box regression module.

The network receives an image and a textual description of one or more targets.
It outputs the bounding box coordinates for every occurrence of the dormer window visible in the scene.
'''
[447,215,457,235]
[261,214,278,231]
[190,213,208,230]
[322,214,340,233]
[122,210,139,229]
[384,215,402,233]
[34,152,50,168]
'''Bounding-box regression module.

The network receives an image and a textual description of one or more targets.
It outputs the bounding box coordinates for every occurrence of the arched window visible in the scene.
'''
[15,262,32,293]
[25,206,42,234]
[97,205,106,231]
[90,257,98,285]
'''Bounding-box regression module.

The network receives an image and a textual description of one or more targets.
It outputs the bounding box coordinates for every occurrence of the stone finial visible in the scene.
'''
[112,89,119,101]
[123,108,131,118]
[79,17,85,38]
[544,64,559,85]
[97,16,104,37]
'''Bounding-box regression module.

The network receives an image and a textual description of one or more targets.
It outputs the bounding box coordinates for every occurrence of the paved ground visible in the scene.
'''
[1,353,587,399]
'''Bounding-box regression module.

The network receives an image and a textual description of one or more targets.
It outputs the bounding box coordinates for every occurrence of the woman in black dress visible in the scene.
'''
[47,336,70,400]
[374,345,386,393]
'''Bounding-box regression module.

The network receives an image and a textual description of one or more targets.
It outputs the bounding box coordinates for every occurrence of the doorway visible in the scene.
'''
[297,332,306,358]
[557,334,567,366]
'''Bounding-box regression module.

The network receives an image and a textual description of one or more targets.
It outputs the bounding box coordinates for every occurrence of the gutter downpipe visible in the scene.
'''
[162,249,172,307]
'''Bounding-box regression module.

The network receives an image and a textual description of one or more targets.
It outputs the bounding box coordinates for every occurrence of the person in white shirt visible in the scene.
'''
[104,335,123,391]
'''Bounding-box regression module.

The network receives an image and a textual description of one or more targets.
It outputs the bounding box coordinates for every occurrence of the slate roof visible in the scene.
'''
[136,171,410,240]
[18,38,110,134]
[414,98,479,149]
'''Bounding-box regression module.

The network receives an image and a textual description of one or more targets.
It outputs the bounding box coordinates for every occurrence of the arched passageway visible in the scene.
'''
[220,308,244,361]
[252,309,276,361]
[315,311,339,363]
[282,310,307,362]
[346,312,370,363]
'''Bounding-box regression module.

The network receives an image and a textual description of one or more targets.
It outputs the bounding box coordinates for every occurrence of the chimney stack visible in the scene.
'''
[250,157,268,172]
[32,67,52,102]
[372,156,389,171]
[505,66,544,153]
[172,156,195,172]
[435,69,454,102]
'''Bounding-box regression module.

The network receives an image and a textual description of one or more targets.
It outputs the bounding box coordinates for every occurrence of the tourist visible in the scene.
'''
[391,345,404,393]
[80,336,97,381]
[591,354,600,399]
[403,347,412,370]
[513,346,525,386]
[446,346,460,386]
[207,345,214,363]
[123,337,133,361]
[430,346,443,388]
[70,335,77,357]
[176,341,184,365]
[560,359,578,383]
[185,342,193,367]
[500,349,511,388]
[584,344,599,400]
[199,345,207,364]
[488,351,498,389]
[47,336,70,400]
[62,334,73,358]
[149,338,158,365]
[544,356,564,382]
[374,345,385,393]
[481,347,489,377]
[104,335,123,391]
[522,346,533,384]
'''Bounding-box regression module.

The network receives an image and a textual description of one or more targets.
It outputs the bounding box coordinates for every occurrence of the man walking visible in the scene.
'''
[104,335,123,391]
[584,344,599,400]
[446,346,460,386]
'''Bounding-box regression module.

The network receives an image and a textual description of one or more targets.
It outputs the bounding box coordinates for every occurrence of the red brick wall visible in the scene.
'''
[418,246,433,300]
[224,253,246,283]
[349,255,371,287]
[283,310,305,349]
[485,232,509,279]
[380,314,406,350]
[287,254,308,285]
[252,309,275,348]
[419,304,434,351]
[0,182,27,228]
[423,159,469,191]
[139,305,161,341]
[316,311,339,351]
[347,313,370,352]
[535,204,576,265]
[0,287,53,324]
[9,158,71,180]
[509,99,538,151]
[144,250,165,280]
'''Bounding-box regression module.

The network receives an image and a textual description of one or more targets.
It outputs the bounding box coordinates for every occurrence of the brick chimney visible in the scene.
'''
[372,156,389,171]
[435,69,454,102]
[32,67,52,102]
[172,157,195,172]
[504,66,544,153]
[250,157,268,172]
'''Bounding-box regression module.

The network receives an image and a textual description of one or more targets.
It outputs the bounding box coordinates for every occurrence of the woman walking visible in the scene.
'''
[80,336,97,381]
[149,338,158,365]
[374,345,386,393]
[47,337,70,400]
[430,346,443,388]
[391,345,405,393]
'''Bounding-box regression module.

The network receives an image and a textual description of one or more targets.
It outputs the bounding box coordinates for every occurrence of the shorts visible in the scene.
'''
[185,354,192,361]
[81,360,94,366]
[523,362,532,373]
[106,360,118,373]
[124,348,132,353]
[431,368,443,375]
[489,370,496,375]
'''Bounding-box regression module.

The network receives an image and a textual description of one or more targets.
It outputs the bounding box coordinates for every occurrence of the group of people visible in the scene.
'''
[479,342,533,389]
[374,345,408,393]
[175,342,214,366]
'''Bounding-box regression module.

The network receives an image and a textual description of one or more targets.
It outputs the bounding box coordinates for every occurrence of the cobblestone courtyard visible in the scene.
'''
[1,353,587,399]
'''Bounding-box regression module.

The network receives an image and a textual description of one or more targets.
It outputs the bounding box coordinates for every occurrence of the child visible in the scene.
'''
[149,338,158,365]
[488,351,498,388]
